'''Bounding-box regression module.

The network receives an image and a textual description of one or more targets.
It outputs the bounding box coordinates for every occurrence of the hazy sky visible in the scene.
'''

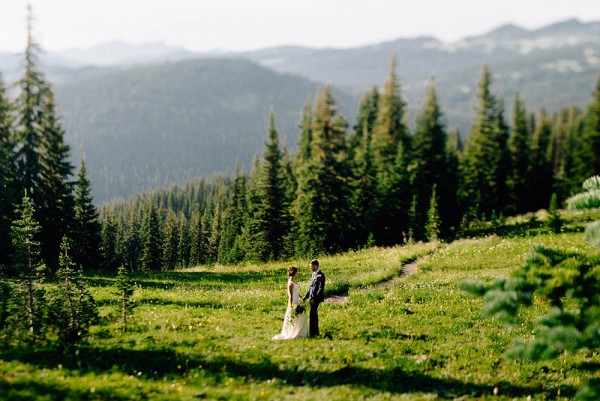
[1,0,600,53]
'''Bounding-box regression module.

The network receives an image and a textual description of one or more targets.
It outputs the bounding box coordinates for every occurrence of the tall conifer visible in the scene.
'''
[508,93,531,214]
[0,74,15,266]
[72,152,101,269]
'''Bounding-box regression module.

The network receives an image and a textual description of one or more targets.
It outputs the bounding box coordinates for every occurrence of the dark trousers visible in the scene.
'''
[309,301,320,337]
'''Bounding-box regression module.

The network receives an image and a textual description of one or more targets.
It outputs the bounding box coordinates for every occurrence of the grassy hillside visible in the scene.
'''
[1,221,599,399]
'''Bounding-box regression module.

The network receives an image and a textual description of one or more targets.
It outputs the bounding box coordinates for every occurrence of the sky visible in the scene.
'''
[1,0,600,53]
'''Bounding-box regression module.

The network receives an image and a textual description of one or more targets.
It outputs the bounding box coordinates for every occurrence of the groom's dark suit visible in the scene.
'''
[305,269,325,337]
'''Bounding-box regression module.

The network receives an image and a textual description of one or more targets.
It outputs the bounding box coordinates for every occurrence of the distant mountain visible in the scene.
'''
[1,18,599,202]
[54,41,201,67]
[237,19,600,134]
[53,59,358,202]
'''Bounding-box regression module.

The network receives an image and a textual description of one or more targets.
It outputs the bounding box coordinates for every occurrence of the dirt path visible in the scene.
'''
[325,258,421,305]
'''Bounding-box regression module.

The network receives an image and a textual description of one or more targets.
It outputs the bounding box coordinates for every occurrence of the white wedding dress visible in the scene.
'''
[272,280,308,340]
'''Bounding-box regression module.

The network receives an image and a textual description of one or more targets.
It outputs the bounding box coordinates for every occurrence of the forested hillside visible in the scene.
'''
[53,59,358,202]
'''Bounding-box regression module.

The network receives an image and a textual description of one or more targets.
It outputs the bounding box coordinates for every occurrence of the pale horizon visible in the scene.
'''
[1,0,600,54]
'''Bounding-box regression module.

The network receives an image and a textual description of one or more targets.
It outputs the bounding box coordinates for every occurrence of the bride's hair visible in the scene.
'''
[287,266,298,277]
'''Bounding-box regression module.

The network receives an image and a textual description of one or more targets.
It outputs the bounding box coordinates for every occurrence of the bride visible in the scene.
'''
[272,266,308,340]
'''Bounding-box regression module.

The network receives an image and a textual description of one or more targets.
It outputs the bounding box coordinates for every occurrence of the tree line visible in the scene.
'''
[98,62,600,271]
[1,19,600,275]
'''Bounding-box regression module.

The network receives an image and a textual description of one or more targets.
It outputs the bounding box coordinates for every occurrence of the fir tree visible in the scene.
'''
[188,207,205,266]
[140,205,162,271]
[13,8,75,270]
[49,236,98,348]
[581,74,600,176]
[114,265,135,332]
[218,163,246,264]
[410,79,449,241]
[529,111,554,211]
[370,58,412,245]
[461,65,511,218]
[425,186,442,242]
[72,152,101,270]
[508,93,531,214]
[162,209,179,270]
[100,209,119,270]
[177,212,191,267]
[9,193,47,340]
[0,74,15,267]
[294,85,352,255]
[244,112,290,262]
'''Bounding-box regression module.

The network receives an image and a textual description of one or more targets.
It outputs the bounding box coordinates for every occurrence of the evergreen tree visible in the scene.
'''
[547,193,562,234]
[9,193,47,340]
[140,205,162,271]
[123,209,142,271]
[581,74,600,177]
[114,265,135,332]
[218,163,246,264]
[206,200,222,264]
[13,8,75,270]
[72,152,101,270]
[410,79,449,241]
[188,207,205,266]
[529,111,554,211]
[100,209,119,271]
[294,86,352,255]
[370,59,412,245]
[425,186,441,242]
[349,86,379,154]
[177,212,191,267]
[162,209,179,270]
[508,93,531,214]
[351,121,378,247]
[0,74,15,267]
[50,236,98,348]
[243,112,290,262]
[295,99,313,169]
[460,65,511,218]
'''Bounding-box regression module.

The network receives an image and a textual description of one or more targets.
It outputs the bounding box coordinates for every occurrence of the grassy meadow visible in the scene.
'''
[1,219,600,400]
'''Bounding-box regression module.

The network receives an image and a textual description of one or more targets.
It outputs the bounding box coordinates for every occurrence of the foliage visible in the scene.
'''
[461,176,600,399]
[113,265,136,332]
[47,236,98,349]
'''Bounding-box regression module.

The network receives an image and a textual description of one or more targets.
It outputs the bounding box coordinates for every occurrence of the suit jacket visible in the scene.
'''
[307,270,325,303]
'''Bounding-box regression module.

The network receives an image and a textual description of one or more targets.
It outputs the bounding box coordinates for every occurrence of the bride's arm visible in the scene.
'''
[288,281,294,305]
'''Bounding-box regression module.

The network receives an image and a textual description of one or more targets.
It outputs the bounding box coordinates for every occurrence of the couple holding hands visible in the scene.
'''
[272,259,325,340]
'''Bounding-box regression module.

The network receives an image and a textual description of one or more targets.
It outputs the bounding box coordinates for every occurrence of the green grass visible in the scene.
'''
[1,232,599,400]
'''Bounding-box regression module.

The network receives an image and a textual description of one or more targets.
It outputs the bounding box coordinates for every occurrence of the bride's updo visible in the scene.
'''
[287,266,298,277]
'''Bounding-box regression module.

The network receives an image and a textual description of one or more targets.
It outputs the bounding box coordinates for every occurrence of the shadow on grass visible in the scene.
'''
[0,344,575,399]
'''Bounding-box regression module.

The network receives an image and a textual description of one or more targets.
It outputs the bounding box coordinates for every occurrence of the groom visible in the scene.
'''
[301,259,325,338]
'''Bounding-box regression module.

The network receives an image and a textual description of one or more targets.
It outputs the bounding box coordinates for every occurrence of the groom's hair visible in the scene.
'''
[310,259,319,267]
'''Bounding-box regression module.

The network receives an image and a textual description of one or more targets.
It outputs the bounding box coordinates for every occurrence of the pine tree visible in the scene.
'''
[0,74,15,267]
[243,112,290,262]
[114,265,135,332]
[529,111,554,211]
[100,209,119,271]
[295,99,313,169]
[123,209,142,271]
[460,65,511,218]
[581,74,600,176]
[410,79,449,241]
[508,93,531,214]
[13,8,75,270]
[370,58,412,245]
[72,152,101,270]
[162,209,179,270]
[425,186,442,242]
[9,193,47,340]
[140,205,162,271]
[218,163,246,264]
[294,85,352,255]
[349,86,379,154]
[177,212,190,267]
[188,207,205,266]
[50,236,98,348]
